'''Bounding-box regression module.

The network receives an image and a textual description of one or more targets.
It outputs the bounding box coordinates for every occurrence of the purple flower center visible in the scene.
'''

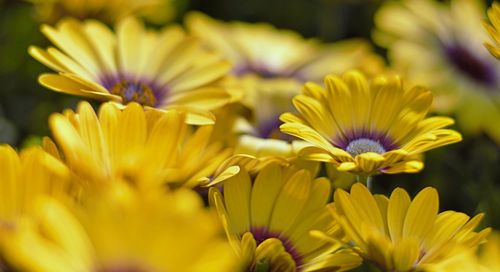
[335,130,396,155]
[110,80,157,106]
[250,226,303,268]
[444,43,498,87]
[100,75,169,107]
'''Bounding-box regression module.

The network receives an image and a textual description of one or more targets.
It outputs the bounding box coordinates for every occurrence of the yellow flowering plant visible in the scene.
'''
[280,70,462,178]
[0,1,496,271]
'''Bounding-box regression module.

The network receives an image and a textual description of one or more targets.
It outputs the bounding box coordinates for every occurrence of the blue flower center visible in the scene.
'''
[345,138,386,157]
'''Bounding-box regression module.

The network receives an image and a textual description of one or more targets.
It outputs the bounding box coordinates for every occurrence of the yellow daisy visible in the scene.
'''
[1,183,236,272]
[318,183,491,272]
[0,144,70,223]
[374,0,500,143]
[186,12,384,159]
[186,12,383,82]
[428,230,500,271]
[280,70,462,177]
[46,101,235,189]
[29,17,237,124]
[30,0,177,24]
[485,2,500,59]
[209,162,362,272]
[478,231,500,272]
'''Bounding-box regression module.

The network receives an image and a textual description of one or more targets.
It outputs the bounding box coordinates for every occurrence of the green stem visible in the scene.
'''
[366,176,373,191]
[356,175,368,184]
[356,175,373,191]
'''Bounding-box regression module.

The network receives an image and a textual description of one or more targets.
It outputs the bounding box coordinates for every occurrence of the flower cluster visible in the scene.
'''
[0,0,498,271]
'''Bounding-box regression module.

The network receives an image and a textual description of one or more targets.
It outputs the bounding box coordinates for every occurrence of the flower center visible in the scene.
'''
[444,43,498,87]
[250,227,302,268]
[110,80,157,107]
[345,138,386,157]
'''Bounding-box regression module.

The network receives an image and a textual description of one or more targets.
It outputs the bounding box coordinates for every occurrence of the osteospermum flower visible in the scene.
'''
[209,162,362,272]
[485,2,500,59]
[30,0,176,24]
[0,145,70,224]
[186,12,384,159]
[280,70,462,176]
[1,184,236,272]
[374,0,500,143]
[478,231,500,272]
[46,101,234,189]
[319,183,490,272]
[30,17,237,124]
[186,12,383,82]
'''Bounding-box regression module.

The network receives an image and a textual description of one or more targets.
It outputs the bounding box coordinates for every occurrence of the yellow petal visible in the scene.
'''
[350,183,385,234]
[355,152,385,174]
[366,234,394,270]
[402,187,439,241]
[382,160,424,174]
[39,74,120,102]
[82,20,117,73]
[223,168,252,234]
[387,188,411,243]
[41,19,101,78]
[166,87,233,111]
[35,197,94,269]
[269,170,311,234]
[208,188,241,253]
[28,46,67,72]
[169,61,231,93]
[250,164,284,228]
[393,238,419,272]
[76,101,108,171]
[116,17,144,76]
[156,37,202,86]
[240,232,257,267]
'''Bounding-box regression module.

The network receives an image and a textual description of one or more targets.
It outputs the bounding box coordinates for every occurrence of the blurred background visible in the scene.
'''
[0,0,498,234]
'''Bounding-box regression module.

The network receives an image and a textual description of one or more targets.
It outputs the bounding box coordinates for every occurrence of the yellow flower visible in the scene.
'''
[485,2,500,59]
[0,144,70,223]
[30,0,178,25]
[186,12,384,158]
[280,70,461,176]
[46,101,235,189]
[186,12,383,82]
[320,183,490,272]
[29,17,237,125]
[427,230,500,271]
[1,183,236,272]
[209,162,362,272]
[479,231,500,272]
[374,0,500,144]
